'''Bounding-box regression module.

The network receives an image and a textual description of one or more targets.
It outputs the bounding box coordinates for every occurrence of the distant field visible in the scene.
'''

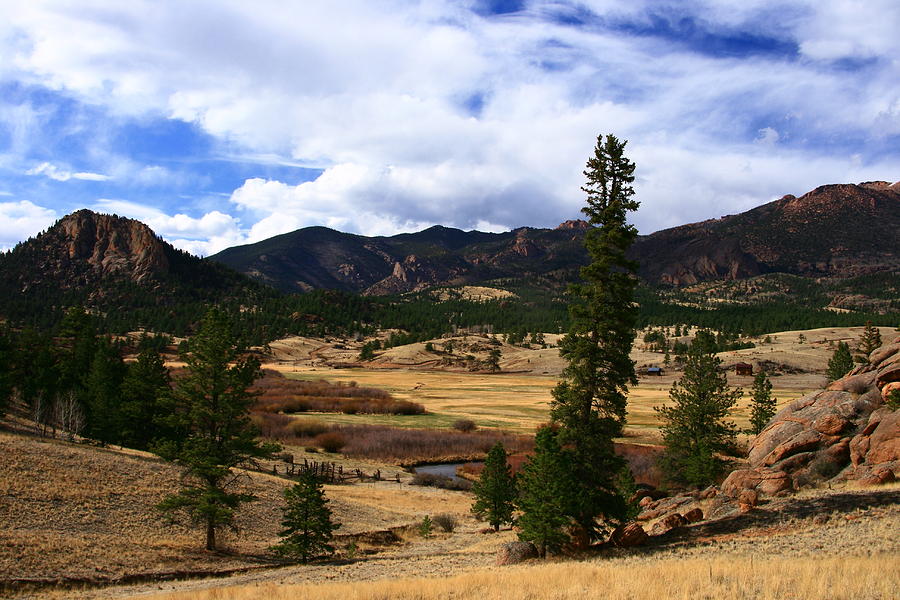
[278,367,817,444]
[265,326,898,443]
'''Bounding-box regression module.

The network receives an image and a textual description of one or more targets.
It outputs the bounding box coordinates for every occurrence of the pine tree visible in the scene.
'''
[120,345,171,450]
[549,133,638,543]
[157,308,279,551]
[471,442,517,531]
[418,515,433,538]
[826,342,854,382]
[515,427,573,558]
[0,328,12,417]
[486,348,502,372]
[271,472,339,563]
[856,321,882,363]
[748,370,776,435]
[655,347,740,488]
[83,338,126,444]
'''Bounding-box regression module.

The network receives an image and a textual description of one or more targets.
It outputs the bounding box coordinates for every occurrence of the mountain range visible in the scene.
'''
[209,181,900,294]
[0,181,896,333]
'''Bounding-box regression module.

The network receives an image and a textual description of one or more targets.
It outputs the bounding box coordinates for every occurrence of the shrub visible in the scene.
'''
[336,425,532,463]
[291,418,330,438]
[887,389,900,411]
[432,513,457,533]
[453,419,477,433]
[419,515,432,538]
[314,432,347,453]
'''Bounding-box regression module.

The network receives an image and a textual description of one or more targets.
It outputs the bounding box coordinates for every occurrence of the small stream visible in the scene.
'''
[414,462,482,484]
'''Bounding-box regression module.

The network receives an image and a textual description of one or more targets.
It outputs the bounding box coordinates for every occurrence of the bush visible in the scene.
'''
[432,513,457,533]
[314,432,347,453]
[887,389,900,411]
[291,418,330,437]
[453,418,477,433]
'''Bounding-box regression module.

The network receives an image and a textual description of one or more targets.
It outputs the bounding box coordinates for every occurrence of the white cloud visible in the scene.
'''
[0,200,57,249]
[2,0,898,250]
[26,161,110,182]
[91,199,245,255]
[755,127,780,146]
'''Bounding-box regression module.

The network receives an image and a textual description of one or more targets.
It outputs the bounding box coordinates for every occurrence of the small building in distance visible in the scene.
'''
[735,362,753,376]
[645,366,663,376]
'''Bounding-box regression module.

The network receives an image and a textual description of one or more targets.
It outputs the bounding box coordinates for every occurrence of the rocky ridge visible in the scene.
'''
[209,181,900,294]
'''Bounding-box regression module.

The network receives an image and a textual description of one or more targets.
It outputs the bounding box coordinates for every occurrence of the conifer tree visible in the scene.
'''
[157,308,279,551]
[826,342,854,382]
[656,347,740,488]
[549,133,638,542]
[471,442,517,531]
[516,427,572,558]
[748,370,776,435]
[271,472,339,563]
[856,321,882,363]
[83,338,126,444]
[0,328,12,417]
[486,348,502,372]
[120,345,170,450]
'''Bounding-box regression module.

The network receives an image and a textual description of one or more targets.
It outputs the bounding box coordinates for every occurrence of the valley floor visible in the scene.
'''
[38,485,900,600]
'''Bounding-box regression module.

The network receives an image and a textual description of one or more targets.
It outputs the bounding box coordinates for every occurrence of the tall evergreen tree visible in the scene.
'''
[56,306,98,397]
[655,347,740,488]
[549,133,638,542]
[120,345,171,449]
[271,472,339,563]
[856,321,882,363]
[515,427,572,558]
[471,442,517,531]
[157,308,279,551]
[0,328,12,417]
[748,370,776,435]
[83,338,127,444]
[826,342,854,382]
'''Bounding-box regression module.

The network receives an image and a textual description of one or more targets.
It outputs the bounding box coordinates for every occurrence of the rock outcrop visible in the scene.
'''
[610,522,648,547]
[495,541,538,565]
[723,338,900,497]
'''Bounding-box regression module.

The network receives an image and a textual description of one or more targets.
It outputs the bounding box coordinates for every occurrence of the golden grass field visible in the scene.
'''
[261,327,897,445]
[138,554,900,600]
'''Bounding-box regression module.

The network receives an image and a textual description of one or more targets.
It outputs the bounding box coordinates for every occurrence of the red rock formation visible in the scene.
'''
[57,209,169,281]
[723,338,900,497]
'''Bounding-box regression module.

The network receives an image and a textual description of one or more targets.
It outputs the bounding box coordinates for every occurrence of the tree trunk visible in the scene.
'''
[206,519,216,551]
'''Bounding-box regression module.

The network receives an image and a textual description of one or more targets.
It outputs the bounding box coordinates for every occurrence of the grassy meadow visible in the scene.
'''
[138,554,899,600]
[274,367,814,444]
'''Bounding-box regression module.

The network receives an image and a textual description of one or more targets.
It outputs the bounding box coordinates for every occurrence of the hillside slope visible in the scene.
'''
[209,182,899,294]
[0,210,274,331]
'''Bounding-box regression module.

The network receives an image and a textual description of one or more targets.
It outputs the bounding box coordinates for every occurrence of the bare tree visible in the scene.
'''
[32,392,52,438]
[54,391,85,441]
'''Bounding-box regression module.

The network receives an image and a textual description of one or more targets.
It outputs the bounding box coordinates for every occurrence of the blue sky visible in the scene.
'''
[1,0,898,255]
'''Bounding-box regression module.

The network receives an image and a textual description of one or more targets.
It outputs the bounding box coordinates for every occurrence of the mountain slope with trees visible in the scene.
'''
[209,181,900,296]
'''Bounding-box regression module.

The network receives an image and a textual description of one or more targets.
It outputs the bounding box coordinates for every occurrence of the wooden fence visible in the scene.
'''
[250,457,402,485]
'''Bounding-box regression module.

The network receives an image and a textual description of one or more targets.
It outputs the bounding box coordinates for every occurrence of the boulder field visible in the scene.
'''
[723,337,900,495]
[623,339,900,542]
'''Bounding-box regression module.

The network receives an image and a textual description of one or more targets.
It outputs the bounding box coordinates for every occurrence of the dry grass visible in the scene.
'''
[0,429,470,590]
[138,554,899,600]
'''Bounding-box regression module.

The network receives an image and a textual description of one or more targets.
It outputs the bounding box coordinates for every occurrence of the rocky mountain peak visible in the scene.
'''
[53,210,169,282]
[556,219,590,230]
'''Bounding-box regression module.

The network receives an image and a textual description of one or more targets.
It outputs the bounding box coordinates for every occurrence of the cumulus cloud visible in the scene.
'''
[1,0,897,251]
[92,199,245,255]
[0,199,57,249]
